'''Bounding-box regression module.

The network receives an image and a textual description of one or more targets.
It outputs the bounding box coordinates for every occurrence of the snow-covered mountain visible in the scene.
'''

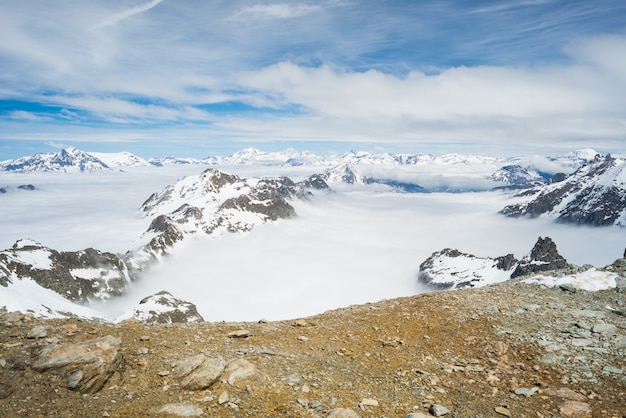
[137,168,327,257]
[500,154,626,226]
[488,165,550,188]
[0,147,111,173]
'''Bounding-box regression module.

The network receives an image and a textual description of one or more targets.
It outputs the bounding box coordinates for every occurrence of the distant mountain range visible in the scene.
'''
[0,146,603,191]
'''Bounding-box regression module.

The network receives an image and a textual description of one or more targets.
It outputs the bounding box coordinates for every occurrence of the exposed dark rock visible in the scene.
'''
[495,254,518,270]
[17,184,36,190]
[510,237,569,278]
[32,335,122,393]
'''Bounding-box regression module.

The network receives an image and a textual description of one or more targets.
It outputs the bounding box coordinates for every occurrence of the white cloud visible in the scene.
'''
[230,3,322,20]
[93,0,165,29]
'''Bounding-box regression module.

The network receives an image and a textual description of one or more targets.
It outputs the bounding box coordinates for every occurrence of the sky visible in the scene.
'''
[1,0,626,160]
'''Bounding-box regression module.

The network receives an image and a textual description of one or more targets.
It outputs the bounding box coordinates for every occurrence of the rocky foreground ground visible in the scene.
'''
[1,279,625,418]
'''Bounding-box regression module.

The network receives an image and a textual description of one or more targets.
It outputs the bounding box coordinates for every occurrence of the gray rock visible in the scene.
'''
[27,325,49,339]
[559,283,577,293]
[514,387,539,397]
[224,358,263,386]
[616,275,626,293]
[153,403,204,417]
[429,404,450,416]
[591,323,617,334]
[602,365,623,375]
[32,335,122,393]
[172,353,225,390]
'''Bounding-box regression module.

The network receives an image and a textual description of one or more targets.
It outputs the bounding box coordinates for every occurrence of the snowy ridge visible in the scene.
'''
[500,154,626,226]
[116,291,204,323]
[418,248,517,289]
[0,147,111,173]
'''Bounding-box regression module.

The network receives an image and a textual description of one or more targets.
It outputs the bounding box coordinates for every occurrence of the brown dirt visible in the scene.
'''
[1,279,625,417]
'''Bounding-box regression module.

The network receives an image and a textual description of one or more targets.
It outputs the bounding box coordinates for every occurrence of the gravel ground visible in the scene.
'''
[1,279,625,417]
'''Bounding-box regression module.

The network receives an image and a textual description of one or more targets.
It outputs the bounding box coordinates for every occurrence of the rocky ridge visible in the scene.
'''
[0,275,624,417]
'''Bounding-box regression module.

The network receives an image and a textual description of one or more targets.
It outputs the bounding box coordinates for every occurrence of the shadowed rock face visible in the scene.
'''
[511,237,569,278]
[32,335,122,393]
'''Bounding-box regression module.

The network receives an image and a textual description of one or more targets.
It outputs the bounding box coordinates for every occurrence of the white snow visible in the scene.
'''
[0,275,107,319]
[522,268,618,291]
[423,253,513,288]
[8,248,53,270]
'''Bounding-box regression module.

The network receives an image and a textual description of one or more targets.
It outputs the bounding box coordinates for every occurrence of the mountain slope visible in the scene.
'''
[500,154,626,226]
[138,168,328,256]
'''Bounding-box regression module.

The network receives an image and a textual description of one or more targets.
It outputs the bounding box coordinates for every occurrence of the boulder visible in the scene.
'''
[32,335,122,393]
[117,291,204,323]
[172,354,225,390]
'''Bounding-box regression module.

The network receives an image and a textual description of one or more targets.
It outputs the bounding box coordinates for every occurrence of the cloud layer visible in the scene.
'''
[1,1,625,156]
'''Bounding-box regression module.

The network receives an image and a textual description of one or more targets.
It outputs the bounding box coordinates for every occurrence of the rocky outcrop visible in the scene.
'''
[488,165,548,189]
[511,237,570,278]
[500,154,626,226]
[0,239,135,302]
[32,335,122,393]
[117,291,204,324]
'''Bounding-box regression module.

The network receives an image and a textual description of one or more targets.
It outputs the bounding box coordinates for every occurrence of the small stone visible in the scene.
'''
[158,370,170,377]
[27,325,49,339]
[360,398,378,407]
[559,283,577,293]
[293,319,307,327]
[154,403,204,417]
[569,339,593,347]
[544,387,587,402]
[227,330,251,338]
[217,390,229,405]
[429,404,449,416]
[137,347,149,355]
[139,335,151,341]
[301,384,310,393]
[297,335,309,342]
[405,413,431,418]
[494,406,511,417]
[591,323,617,334]
[559,400,592,417]
[328,408,361,418]
[513,387,538,397]
[602,365,623,375]
[60,324,79,336]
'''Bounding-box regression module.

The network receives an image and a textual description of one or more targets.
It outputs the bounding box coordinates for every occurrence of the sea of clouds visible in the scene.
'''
[2,164,624,322]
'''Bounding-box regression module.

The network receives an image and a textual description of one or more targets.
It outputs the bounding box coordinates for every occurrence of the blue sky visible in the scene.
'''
[1,0,625,159]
